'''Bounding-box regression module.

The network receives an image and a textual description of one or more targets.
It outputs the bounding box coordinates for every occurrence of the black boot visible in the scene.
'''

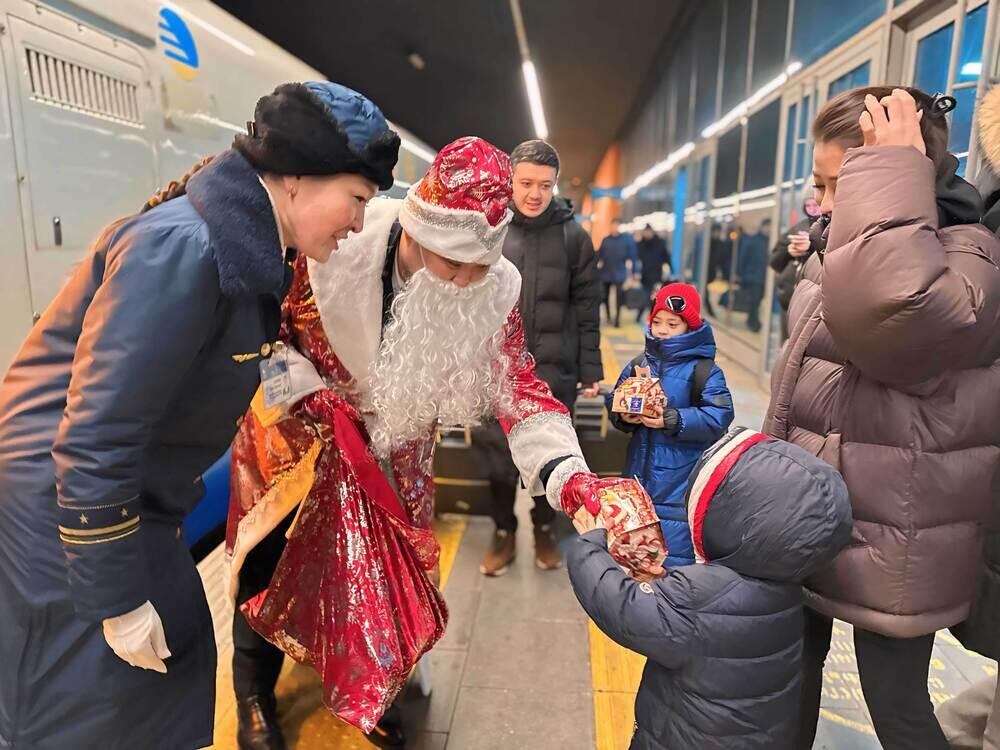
[365,704,407,748]
[237,694,287,750]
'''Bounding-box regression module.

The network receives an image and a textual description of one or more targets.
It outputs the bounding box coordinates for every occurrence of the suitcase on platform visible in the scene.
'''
[432,388,630,515]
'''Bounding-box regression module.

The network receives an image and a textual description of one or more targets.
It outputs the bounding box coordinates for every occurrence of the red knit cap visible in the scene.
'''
[649,283,703,331]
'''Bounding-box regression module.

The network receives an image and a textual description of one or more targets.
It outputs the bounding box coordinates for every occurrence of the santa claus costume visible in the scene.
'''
[225,137,611,744]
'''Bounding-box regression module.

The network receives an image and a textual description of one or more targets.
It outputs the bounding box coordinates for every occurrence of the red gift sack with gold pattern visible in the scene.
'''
[236,390,448,733]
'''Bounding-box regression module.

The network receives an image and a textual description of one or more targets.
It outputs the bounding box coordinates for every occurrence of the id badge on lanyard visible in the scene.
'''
[260,342,292,409]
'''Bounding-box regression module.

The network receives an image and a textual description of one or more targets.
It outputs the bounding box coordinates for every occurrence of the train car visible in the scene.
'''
[0,0,433,372]
[0,0,434,551]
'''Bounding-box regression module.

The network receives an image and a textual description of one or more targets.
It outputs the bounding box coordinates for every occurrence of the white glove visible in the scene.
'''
[102,600,171,673]
[285,346,325,405]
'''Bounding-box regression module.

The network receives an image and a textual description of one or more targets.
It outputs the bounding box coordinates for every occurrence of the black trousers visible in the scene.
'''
[797,607,949,750]
[232,518,290,701]
[601,282,624,326]
[488,477,556,533]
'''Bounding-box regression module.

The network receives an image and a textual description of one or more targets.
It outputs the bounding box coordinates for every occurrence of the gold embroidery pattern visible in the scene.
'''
[232,352,261,363]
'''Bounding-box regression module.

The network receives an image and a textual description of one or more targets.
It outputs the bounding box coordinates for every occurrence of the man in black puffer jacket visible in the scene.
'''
[568,427,853,749]
[479,139,604,577]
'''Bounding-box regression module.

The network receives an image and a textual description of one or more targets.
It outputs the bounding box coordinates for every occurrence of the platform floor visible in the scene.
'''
[201,320,995,749]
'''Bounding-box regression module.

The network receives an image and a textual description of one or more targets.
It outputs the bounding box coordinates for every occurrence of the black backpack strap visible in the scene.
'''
[690,358,714,405]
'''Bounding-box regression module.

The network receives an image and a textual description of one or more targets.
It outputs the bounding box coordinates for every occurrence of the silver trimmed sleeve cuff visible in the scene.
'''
[505,410,588,505]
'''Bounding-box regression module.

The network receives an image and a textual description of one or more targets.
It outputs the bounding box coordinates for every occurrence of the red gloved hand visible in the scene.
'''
[560,472,607,518]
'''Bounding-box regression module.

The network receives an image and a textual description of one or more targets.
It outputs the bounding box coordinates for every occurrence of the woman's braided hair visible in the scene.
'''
[140,155,215,213]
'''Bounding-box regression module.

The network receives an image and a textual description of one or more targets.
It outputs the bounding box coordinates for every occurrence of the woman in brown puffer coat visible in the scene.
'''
[765,86,1000,750]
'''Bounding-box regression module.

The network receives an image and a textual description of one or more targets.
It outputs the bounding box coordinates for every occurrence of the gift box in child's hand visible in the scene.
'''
[597,478,667,581]
[612,376,667,419]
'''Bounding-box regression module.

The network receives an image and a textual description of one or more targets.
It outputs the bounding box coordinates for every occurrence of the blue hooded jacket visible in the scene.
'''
[606,323,734,565]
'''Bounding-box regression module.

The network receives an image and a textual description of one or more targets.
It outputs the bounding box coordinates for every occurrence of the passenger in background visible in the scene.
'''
[597,217,638,327]
[735,217,771,333]
[936,81,1000,750]
[703,223,733,318]
[766,86,1000,750]
[635,224,671,322]
[607,284,733,566]
[568,428,853,750]
[478,139,604,576]
[0,82,398,750]
[769,195,821,340]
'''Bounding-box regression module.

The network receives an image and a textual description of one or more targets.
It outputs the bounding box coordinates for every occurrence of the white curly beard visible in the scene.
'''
[367,267,515,459]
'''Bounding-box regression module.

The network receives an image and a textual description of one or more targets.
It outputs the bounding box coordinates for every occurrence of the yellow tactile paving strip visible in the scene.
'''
[207,514,467,749]
[590,334,647,750]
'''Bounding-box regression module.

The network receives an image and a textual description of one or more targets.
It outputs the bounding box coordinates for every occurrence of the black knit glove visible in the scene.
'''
[662,407,681,436]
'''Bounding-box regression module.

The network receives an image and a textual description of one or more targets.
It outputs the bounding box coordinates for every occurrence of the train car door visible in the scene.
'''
[0,35,34,371]
[1,6,157,322]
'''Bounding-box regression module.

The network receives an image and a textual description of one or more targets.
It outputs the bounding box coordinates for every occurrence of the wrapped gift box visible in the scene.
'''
[597,478,667,581]
[611,375,666,419]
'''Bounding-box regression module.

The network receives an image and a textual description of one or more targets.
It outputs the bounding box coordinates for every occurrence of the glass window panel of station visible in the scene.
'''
[795,94,813,184]
[695,0,724,133]
[780,103,799,230]
[714,126,742,199]
[914,22,954,94]
[721,0,752,114]
[674,41,693,145]
[695,156,713,303]
[728,103,780,344]
[752,0,790,91]
[745,100,782,190]
[827,61,871,99]
[790,0,884,67]
[951,3,988,173]
[707,128,742,327]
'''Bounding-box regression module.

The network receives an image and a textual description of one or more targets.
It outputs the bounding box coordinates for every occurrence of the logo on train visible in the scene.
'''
[158,7,199,81]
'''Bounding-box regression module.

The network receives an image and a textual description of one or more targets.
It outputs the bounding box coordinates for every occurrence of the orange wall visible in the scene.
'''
[589,143,623,249]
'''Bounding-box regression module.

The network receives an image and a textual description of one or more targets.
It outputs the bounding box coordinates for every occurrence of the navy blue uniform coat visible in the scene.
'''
[0,150,291,749]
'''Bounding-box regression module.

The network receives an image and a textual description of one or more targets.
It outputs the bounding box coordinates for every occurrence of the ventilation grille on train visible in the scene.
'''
[24,47,142,125]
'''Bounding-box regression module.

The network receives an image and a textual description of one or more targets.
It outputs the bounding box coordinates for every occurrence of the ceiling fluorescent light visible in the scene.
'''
[522,61,549,139]
[621,141,695,200]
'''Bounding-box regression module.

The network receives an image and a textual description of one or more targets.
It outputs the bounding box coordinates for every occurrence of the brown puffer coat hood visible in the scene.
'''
[765,145,1000,639]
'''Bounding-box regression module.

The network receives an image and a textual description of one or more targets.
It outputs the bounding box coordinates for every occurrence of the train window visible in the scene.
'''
[23,48,142,126]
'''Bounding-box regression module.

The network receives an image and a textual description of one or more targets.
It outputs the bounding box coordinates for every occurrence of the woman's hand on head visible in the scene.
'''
[859,89,926,156]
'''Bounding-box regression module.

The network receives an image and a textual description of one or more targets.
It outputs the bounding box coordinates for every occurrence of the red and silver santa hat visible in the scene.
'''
[398,136,513,265]
[686,426,769,563]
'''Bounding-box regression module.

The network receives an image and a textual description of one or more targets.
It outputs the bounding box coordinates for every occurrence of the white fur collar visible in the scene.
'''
[306,197,522,395]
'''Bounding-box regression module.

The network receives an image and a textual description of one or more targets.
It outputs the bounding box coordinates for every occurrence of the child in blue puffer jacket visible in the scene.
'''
[607,283,734,566]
